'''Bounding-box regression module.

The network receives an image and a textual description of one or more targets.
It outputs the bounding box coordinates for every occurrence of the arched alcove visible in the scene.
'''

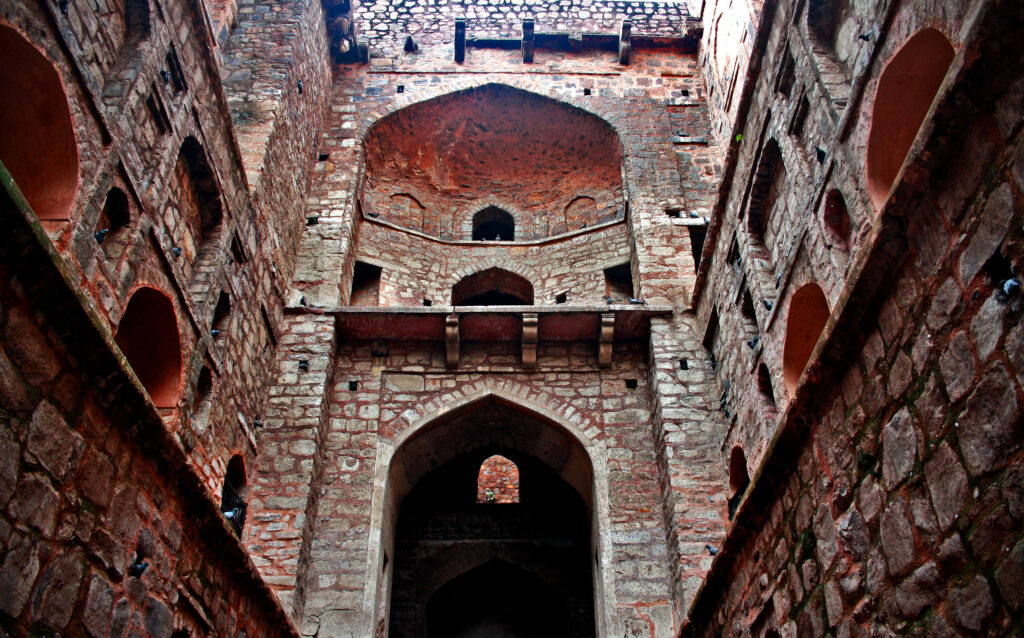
[747,139,785,251]
[0,25,79,221]
[96,187,131,258]
[115,287,182,408]
[382,397,597,638]
[221,455,248,537]
[452,268,534,306]
[362,84,624,241]
[728,446,750,519]
[782,284,830,393]
[472,206,515,241]
[866,29,954,209]
[821,188,852,251]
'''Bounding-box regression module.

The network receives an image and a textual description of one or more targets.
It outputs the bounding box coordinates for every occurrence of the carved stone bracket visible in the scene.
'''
[598,312,615,367]
[446,313,460,367]
[521,312,538,367]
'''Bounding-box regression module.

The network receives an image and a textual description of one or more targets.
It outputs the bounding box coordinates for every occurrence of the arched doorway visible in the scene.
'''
[376,396,603,638]
[452,267,534,306]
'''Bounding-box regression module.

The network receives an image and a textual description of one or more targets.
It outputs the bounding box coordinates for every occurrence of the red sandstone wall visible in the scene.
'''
[688,0,1024,634]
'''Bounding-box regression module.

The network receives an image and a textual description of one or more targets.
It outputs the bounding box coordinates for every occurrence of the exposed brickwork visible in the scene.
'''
[1,0,1022,636]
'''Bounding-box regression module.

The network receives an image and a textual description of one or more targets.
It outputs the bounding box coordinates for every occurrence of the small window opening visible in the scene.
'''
[604,262,633,303]
[583,88,592,96]
[679,358,688,370]
[221,455,248,536]
[790,94,810,138]
[397,85,405,93]
[666,207,683,218]
[775,44,796,97]
[230,233,247,264]
[382,551,389,571]
[146,85,171,134]
[472,206,515,241]
[164,47,186,93]
[422,298,432,306]
[625,379,638,389]
[728,446,750,519]
[96,187,131,257]
[741,288,757,323]
[757,363,776,409]
[555,291,568,304]
[351,261,383,306]
[477,455,520,504]
[688,224,708,269]
[261,305,277,351]
[348,380,358,391]
[212,291,231,334]
[318,152,330,161]
[196,365,213,400]
[821,189,851,251]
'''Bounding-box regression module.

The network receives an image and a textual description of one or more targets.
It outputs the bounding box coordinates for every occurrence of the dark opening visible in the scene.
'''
[96,187,130,258]
[212,291,231,333]
[757,363,776,409]
[196,365,213,401]
[178,137,223,244]
[728,446,750,519]
[687,224,708,269]
[164,47,186,93]
[351,261,383,306]
[821,189,851,250]
[221,455,248,537]
[230,233,247,264]
[604,262,633,303]
[472,206,515,241]
[389,400,595,638]
[115,287,182,408]
[625,379,638,389]
[775,44,795,97]
[453,268,534,306]
[747,140,784,249]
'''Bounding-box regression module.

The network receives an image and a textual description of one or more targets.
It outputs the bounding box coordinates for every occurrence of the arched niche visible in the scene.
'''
[361,84,624,241]
[782,283,830,394]
[728,446,750,519]
[472,206,515,241]
[221,455,248,537]
[866,29,954,209]
[452,267,534,306]
[115,287,182,408]
[175,137,223,261]
[747,139,785,251]
[477,454,520,503]
[0,25,79,221]
[380,397,598,638]
[821,188,852,251]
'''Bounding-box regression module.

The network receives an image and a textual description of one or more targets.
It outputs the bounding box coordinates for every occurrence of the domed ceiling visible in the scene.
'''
[362,84,625,240]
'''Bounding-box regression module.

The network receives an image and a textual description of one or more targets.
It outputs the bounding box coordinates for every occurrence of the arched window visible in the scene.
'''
[452,268,534,306]
[212,291,231,335]
[866,29,954,209]
[783,284,830,394]
[472,207,515,241]
[221,455,248,537]
[96,187,131,259]
[728,446,750,519]
[821,189,852,251]
[0,25,79,221]
[115,287,182,408]
[477,455,520,504]
[757,363,776,410]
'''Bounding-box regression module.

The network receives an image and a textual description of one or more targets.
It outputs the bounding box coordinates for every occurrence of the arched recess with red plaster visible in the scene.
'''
[0,24,79,221]
[866,28,954,209]
[115,287,182,408]
[782,283,831,394]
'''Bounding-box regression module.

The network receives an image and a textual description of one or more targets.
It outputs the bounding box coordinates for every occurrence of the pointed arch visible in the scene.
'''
[362,387,615,638]
[0,25,79,221]
[452,267,534,306]
[783,283,831,394]
[866,29,955,209]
